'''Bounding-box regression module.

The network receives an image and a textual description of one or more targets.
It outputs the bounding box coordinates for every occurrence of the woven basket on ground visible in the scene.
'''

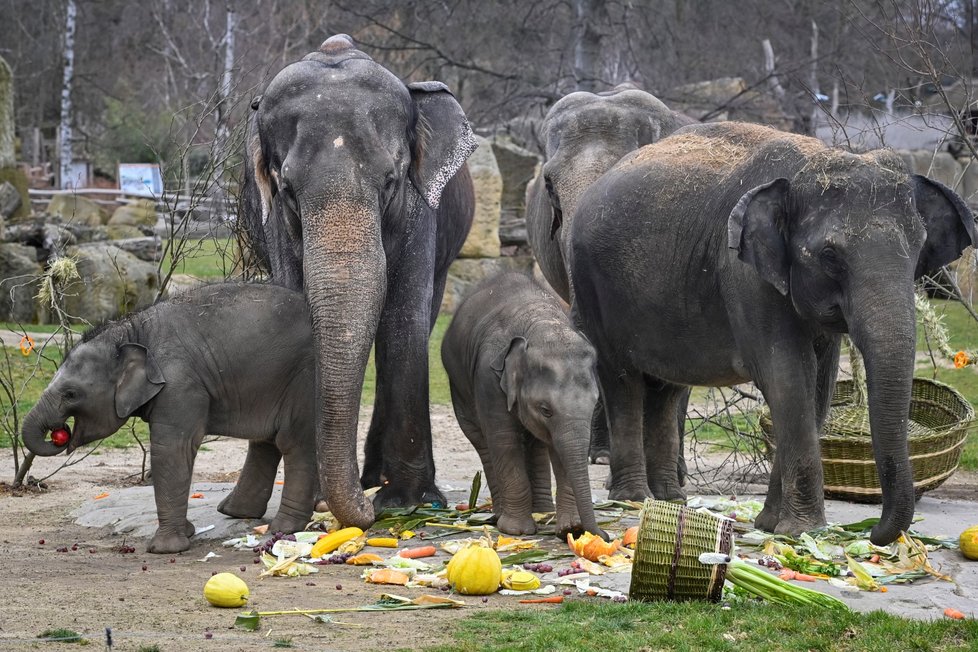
[761,378,975,503]
[629,499,734,602]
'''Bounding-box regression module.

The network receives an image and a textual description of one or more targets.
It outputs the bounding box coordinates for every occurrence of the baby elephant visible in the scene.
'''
[22,283,317,554]
[442,272,606,538]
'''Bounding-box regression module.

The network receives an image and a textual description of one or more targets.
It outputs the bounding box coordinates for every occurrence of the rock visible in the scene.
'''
[109,199,158,227]
[957,158,978,208]
[0,180,21,221]
[0,165,29,222]
[113,237,162,262]
[459,136,501,258]
[106,224,147,240]
[0,242,43,322]
[3,219,76,260]
[58,244,160,323]
[490,136,539,247]
[47,194,107,226]
[439,256,534,314]
[911,151,962,190]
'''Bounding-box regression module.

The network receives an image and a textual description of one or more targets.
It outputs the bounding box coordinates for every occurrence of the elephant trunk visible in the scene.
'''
[555,422,605,538]
[303,203,387,530]
[848,285,916,546]
[21,392,68,457]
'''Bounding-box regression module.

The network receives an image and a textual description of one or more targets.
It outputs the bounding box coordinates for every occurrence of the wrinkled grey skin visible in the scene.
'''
[21,284,318,554]
[441,273,605,539]
[241,35,478,529]
[524,84,694,472]
[569,122,978,545]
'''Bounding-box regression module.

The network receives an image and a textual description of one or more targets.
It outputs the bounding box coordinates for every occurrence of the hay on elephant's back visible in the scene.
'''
[623,133,753,171]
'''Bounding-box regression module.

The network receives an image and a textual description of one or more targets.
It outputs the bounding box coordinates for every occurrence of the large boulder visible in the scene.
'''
[459,136,501,259]
[58,243,159,323]
[48,194,107,226]
[910,151,962,190]
[491,135,539,247]
[3,218,76,260]
[109,199,158,227]
[0,242,43,322]
[0,166,29,223]
[106,224,147,240]
[439,256,534,314]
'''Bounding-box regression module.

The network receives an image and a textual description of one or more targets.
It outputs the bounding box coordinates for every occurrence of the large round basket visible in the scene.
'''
[761,378,975,503]
[629,500,734,602]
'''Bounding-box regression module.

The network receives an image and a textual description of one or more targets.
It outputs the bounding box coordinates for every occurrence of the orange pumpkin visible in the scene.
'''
[622,526,639,548]
[567,532,621,561]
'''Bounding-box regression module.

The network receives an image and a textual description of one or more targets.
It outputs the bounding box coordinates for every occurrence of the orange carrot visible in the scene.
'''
[189,493,204,499]
[944,608,966,620]
[398,545,437,559]
[519,596,564,604]
[778,569,817,582]
[869,554,880,563]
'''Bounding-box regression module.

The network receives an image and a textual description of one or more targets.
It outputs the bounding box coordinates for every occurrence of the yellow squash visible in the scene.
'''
[203,573,249,608]
[310,527,364,558]
[447,544,502,595]
[960,525,978,560]
[501,569,540,591]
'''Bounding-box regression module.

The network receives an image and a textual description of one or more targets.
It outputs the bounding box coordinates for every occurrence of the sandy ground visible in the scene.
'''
[0,403,976,650]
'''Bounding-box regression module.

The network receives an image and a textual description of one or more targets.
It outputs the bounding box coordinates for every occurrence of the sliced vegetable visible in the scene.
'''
[367,537,399,548]
[346,553,383,565]
[364,568,410,585]
[310,527,364,558]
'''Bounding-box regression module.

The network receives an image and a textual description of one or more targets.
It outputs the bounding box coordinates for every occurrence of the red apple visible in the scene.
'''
[51,428,70,447]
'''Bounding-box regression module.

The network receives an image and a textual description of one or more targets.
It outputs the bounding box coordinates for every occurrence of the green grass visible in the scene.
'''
[430,601,977,652]
[163,237,236,279]
[917,300,978,471]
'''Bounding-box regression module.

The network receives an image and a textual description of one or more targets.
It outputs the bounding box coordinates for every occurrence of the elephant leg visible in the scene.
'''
[643,378,687,502]
[525,436,554,513]
[588,399,611,465]
[452,402,499,513]
[488,426,537,535]
[146,421,204,554]
[599,363,652,502]
[755,342,826,536]
[218,440,280,519]
[269,449,317,534]
[360,382,386,489]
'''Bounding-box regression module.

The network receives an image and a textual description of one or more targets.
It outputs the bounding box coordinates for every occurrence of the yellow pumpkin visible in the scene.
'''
[501,569,541,591]
[203,573,249,608]
[960,525,978,560]
[447,544,501,595]
[622,526,639,548]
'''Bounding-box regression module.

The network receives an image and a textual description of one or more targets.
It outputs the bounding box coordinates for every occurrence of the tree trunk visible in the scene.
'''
[211,2,237,221]
[59,0,77,189]
[573,0,605,92]
[809,20,820,136]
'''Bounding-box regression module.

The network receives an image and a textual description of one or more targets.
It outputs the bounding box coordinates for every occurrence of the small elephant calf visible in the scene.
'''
[22,283,317,553]
[442,272,605,538]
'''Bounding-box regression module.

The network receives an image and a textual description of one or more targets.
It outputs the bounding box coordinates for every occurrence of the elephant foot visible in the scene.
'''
[608,483,653,503]
[372,482,447,511]
[774,513,826,538]
[532,497,555,513]
[650,481,686,503]
[217,490,268,520]
[269,512,308,535]
[148,529,191,554]
[185,520,196,537]
[497,514,537,536]
[589,448,611,465]
[753,506,779,532]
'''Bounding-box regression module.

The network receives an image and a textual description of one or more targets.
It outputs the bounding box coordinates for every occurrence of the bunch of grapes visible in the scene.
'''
[557,560,584,577]
[314,552,353,565]
[522,562,553,573]
[253,531,296,554]
[757,556,782,570]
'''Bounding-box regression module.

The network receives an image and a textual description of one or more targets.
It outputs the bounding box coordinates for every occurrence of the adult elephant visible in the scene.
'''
[569,122,976,545]
[241,35,478,529]
[524,84,693,475]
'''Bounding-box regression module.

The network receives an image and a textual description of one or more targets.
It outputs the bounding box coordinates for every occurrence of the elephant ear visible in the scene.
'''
[115,343,166,419]
[727,178,791,295]
[244,111,274,227]
[912,174,978,279]
[490,337,527,413]
[408,81,479,209]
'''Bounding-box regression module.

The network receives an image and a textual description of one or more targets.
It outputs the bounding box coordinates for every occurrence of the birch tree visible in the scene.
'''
[58,0,76,189]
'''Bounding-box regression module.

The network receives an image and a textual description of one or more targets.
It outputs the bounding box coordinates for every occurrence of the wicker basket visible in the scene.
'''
[761,378,975,503]
[629,500,734,602]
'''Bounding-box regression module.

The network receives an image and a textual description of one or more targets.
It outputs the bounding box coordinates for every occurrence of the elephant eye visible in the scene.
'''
[819,245,847,278]
[538,404,553,418]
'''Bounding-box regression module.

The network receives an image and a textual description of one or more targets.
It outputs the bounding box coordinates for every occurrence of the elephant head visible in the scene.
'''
[526,85,692,300]
[728,147,977,544]
[242,35,477,528]
[22,334,165,456]
[492,333,604,536]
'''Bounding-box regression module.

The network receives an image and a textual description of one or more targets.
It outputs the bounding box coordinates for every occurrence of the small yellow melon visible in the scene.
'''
[204,573,250,608]
[960,525,978,560]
